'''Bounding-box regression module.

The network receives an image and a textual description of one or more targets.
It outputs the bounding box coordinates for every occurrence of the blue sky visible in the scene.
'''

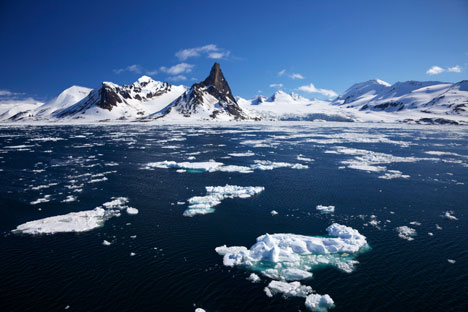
[1,0,467,101]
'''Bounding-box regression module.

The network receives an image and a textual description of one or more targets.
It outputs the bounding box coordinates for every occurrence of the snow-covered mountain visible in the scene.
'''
[332,79,468,124]
[2,63,467,124]
[7,77,185,121]
[238,90,354,121]
[7,86,92,120]
[150,63,256,121]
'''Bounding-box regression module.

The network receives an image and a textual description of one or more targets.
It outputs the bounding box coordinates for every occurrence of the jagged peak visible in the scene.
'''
[197,62,236,103]
[137,75,154,83]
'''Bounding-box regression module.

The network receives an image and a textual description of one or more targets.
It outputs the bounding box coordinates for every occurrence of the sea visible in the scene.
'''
[0,122,467,312]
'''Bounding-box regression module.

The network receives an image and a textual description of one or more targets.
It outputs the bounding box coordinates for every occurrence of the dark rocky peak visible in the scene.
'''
[197,63,236,103]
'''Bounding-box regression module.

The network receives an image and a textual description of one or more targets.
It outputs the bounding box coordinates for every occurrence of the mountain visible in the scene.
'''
[8,77,185,121]
[238,90,354,121]
[332,79,468,124]
[152,63,256,120]
[2,64,467,124]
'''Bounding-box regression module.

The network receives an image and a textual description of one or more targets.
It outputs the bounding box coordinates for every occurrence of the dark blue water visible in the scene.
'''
[0,123,467,312]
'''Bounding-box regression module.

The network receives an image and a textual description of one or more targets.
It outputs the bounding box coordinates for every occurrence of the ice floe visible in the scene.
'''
[305,293,335,312]
[316,205,335,213]
[183,185,264,217]
[270,210,278,216]
[247,273,261,283]
[264,280,334,311]
[395,226,417,241]
[12,208,119,235]
[251,160,308,170]
[441,211,458,221]
[13,197,137,235]
[144,159,308,173]
[327,146,437,179]
[216,223,368,280]
[229,151,255,157]
[30,195,51,205]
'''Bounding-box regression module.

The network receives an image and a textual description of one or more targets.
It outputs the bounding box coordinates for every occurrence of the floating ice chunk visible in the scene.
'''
[126,207,139,215]
[409,221,421,226]
[102,197,129,209]
[194,309,206,312]
[305,293,335,312]
[12,208,119,235]
[265,280,313,298]
[216,165,253,173]
[229,152,255,157]
[215,224,368,280]
[30,195,51,205]
[378,170,410,180]
[297,155,314,162]
[396,226,417,241]
[61,195,77,203]
[102,240,111,246]
[184,185,264,217]
[316,205,335,213]
[247,273,261,283]
[270,210,278,216]
[144,160,223,172]
[130,252,136,256]
[251,160,308,171]
[441,211,458,221]
[292,163,309,169]
[447,259,456,264]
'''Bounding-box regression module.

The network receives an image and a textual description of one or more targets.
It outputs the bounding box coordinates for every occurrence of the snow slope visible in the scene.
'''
[332,79,468,124]
[238,91,354,122]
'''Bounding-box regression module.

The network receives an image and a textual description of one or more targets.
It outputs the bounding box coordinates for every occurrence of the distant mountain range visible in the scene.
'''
[1,63,467,124]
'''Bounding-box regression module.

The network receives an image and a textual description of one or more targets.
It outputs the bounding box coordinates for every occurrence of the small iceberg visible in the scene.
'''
[12,208,119,235]
[264,280,334,311]
[395,226,417,241]
[316,205,335,213]
[13,197,137,235]
[216,223,368,279]
[183,185,264,217]
[441,211,458,221]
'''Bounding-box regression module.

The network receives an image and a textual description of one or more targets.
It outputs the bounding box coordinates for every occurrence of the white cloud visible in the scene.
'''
[290,73,305,80]
[269,83,283,88]
[160,63,194,75]
[168,75,187,81]
[113,64,143,74]
[0,90,14,96]
[208,51,231,59]
[175,44,230,61]
[426,65,462,75]
[146,69,158,75]
[277,69,286,77]
[447,65,461,73]
[426,66,445,75]
[298,83,338,98]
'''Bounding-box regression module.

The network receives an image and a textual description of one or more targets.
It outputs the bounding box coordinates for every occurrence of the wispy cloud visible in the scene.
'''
[426,65,445,75]
[290,73,305,80]
[0,90,15,96]
[113,64,143,74]
[167,75,187,81]
[175,44,231,61]
[447,65,461,73]
[269,83,283,88]
[160,63,194,75]
[277,69,286,77]
[298,83,337,98]
[426,65,462,75]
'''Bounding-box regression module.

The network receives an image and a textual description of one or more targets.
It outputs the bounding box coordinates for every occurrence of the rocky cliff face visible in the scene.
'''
[163,63,254,120]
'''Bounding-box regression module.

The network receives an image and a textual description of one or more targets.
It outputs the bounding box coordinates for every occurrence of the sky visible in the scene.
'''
[0,0,467,102]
